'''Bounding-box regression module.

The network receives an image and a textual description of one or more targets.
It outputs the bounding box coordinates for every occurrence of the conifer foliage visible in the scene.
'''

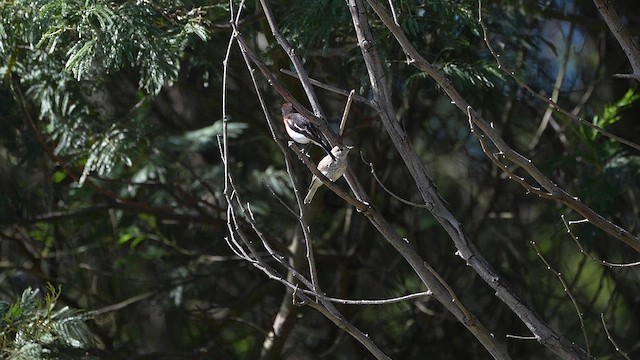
[1,0,208,185]
[1,0,640,358]
[0,285,95,359]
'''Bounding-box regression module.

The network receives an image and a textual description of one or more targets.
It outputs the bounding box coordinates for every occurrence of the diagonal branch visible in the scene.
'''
[593,0,640,80]
[257,0,372,206]
[355,0,592,358]
[228,6,391,358]
[346,1,512,358]
[280,69,373,106]
[477,1,640,153]
[237,7,508,359]
[365,0,640,255]
[259,0,330,128]
[239,2,523,359]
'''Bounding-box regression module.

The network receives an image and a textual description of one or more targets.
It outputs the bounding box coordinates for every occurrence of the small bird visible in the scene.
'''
[304,145,353,204]
[281,102,335,159]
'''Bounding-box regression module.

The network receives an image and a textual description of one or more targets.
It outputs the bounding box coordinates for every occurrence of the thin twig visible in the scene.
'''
[387,0,399,26]
[360,151,429,208]
[300,290,432,305]
[505,335,539,340]
[339,90,355,137]
[528,19,575,150]
[234,28,322,294]
[231,1,325,297]
[466,108,553,200]
[260,178,298,218]
[221,0,238,197]
[478,0,640,152]
[224,172,316,300]
[280,69,373,106]
[561,216,640,268]
[600,313,632,360]
[259,0,326,120]
[89,291,156,316]
[370,0,640,254]
[531,241,590,357]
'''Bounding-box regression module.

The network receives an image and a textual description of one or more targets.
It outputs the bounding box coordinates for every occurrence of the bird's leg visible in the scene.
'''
[287,141,312,158]
[301,144,313,158]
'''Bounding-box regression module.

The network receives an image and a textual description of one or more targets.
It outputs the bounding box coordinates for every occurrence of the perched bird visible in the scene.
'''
[304,145,353,204]
[281,102,334,159]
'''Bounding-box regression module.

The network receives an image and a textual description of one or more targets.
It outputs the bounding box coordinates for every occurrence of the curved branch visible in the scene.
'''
[227,6,391,358]
[280,69,372,106]
[355,0,591,358]
[593,0,640,81]
[366,0,640,254]
[346,1,512,358]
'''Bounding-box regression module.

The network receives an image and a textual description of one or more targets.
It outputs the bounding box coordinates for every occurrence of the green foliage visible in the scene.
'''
[0,0,209,186]
[397,0,479,39]
[159,120,248,151]
[0,285,95,360]
[561,89,640,210]
[1,0,640,358]
[18,0,209,92]
[440,62,503,89]
[588,88,640,140]
[408,61,505,99]
[281,0,351,52]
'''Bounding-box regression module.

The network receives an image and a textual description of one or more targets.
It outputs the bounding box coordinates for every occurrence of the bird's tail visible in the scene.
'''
[305,121,335,160]
[304,180,321,204]
[319,142,335,160]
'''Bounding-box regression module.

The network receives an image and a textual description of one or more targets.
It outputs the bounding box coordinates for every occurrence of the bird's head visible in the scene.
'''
[281,102,293,115]
[331,144,354,158]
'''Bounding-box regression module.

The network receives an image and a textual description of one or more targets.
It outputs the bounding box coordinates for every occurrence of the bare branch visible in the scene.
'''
[531,241,590,357]
[233,25,324,295]
[301,290,432,305]
[593,0,640,81]
[359,1,593,358]
[339,90,355,137]
[260,178,298,219]
[528,20,576,150]
[280,69,372,106]
[478,1,640,153]
[348,1,513,358]
[89,291,156,317]
[360,152,429,208]
[562,216,640,268]
[369,0,640,255]
[601,313,632,360]
[506,334,539,340]
[259,0,327,122]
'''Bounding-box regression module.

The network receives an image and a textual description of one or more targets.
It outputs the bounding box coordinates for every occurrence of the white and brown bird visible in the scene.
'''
[281,102,334,159]
[304,145,353,204]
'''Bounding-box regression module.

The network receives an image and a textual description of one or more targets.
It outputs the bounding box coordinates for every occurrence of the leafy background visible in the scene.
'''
[1,0,639,358]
